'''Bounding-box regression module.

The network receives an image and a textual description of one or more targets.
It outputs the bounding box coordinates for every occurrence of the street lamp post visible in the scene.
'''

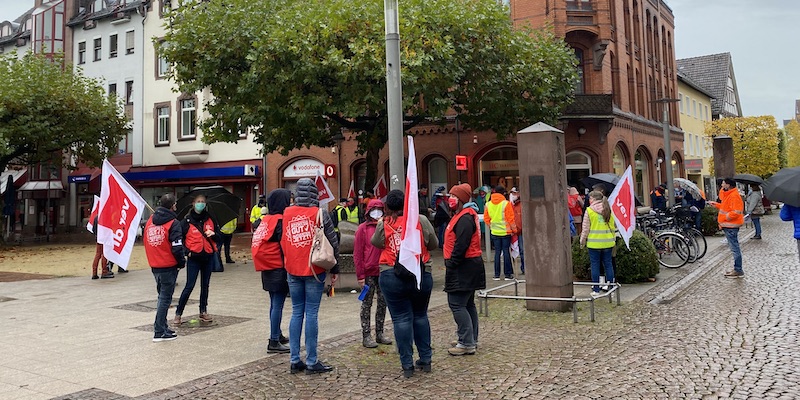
[384,0,403,190]
[653,98,680,207]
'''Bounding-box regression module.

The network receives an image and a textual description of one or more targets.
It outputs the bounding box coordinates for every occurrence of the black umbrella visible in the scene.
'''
[581,173,643,206]
[733,173,765,186]
[764,167,800,207]
[581,173,619,196]
[176,186,242,224]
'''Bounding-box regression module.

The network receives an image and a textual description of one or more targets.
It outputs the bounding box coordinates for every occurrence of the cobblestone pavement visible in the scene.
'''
[44,216,799,400]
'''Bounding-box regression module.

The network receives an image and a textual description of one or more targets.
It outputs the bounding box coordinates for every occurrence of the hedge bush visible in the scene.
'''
[700,207,719,236]
[572,230,659,284]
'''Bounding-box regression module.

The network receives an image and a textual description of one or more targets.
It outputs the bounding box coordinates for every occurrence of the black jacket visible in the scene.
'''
[444,212,486,292]
[434,201,451,226]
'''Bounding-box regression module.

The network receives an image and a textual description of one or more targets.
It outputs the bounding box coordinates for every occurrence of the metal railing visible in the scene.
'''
[477,279,621,323]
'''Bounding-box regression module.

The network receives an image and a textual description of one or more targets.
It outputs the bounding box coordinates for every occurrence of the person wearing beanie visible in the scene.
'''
[252,189,292,354]
[280,178,340,374]
[443,184,485,356]
[354,199,392,348]
[370,189,438,378]
[483,185,517,280]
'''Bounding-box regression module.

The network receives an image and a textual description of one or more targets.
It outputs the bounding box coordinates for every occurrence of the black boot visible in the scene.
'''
[267,339,289,354]
[279,334,289,345]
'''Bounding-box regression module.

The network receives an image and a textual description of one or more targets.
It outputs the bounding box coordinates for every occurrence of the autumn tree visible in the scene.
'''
[161,0,578,188]
[705,116,780,178]
[785,120,800,167]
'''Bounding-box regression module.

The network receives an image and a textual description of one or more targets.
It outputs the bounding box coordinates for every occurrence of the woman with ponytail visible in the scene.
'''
[579,191,617,297]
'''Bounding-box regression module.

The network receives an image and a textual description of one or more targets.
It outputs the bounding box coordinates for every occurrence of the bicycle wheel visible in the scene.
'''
[653,232,690,268]
[683,228,707,260]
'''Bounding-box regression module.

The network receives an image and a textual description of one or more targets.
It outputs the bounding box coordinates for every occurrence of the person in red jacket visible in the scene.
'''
[252,189,292,354]
[371,189,439,378]
[444,183,486,356]
[175,194,220,325]
[281,178,340,375]
[354,199,392,348]
[143,194,185,342]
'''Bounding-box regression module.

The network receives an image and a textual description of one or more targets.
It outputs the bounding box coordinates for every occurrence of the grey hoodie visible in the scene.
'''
[294,178,340,272]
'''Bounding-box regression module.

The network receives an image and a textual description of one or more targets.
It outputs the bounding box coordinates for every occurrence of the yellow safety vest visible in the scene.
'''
[221,218,237,235]
[486,200,510,236]
[250,206,262,224]
[343,206,359,224]
[586,208,617,249]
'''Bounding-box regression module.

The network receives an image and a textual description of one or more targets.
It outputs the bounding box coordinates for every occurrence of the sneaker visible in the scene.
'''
[590,291,604,299]
[448,345,476,356]
[724,270,744,278]
[117,267,128,273]
[199,313,213,323]
[752,236,762,240]
[100,272,115,279]
[153,332,177,342]
[450,340,479,349]
[492,276,501,281]
[504,275,513,280]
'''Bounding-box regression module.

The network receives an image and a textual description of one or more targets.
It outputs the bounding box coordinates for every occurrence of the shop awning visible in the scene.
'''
[0,168,27,195]
[19,181,64,191]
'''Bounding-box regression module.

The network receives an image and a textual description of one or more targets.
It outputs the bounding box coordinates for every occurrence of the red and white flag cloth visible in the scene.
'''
[97,160,146,270]
[398,136,423,289]
[373,174,388,202]
[510,234,520,259]
[314,170,334,206]
[608,165,636,250]
[86,195,100,235]
[347,180,356,199]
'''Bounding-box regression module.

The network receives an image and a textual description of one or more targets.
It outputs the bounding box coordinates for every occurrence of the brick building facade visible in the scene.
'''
[266,0,686,208]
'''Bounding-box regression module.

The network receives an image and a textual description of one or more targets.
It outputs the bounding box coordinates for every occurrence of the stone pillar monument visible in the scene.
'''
[517,123,573,312]
[713,135,735,179]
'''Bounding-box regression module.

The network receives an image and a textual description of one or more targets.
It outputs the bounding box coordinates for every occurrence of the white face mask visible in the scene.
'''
[510,193,519,203]
[368,209,383,219]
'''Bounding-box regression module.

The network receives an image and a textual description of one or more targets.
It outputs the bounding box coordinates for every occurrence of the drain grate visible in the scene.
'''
[132,314,252,336]
[112,298,197,313]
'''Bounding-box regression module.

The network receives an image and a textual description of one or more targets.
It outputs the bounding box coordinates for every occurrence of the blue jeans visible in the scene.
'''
[752,217,762,237]
[723,228,743,273]
[268,291,287,341]
[176,257,212,315]
[491,234,513,277]
[447,290,478,348]
[517,234,525,274]
[588,248,614,292]
[287,273,325,365]
[437,223,447,249]
[152,267,178,336]
[379,269,433,369]
[692,211,702,231]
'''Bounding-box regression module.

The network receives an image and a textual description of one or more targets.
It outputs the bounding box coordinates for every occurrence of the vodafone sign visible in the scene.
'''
[283,159,325,178]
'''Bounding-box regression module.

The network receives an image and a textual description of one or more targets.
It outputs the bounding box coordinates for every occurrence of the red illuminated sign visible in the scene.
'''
[455,155,468,171]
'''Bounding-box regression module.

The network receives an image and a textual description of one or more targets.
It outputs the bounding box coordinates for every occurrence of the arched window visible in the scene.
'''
[428,157,448,194]
[634,148,650,204]
[573,48,585,94]
[612,144,627,176]
[566,151,593,191]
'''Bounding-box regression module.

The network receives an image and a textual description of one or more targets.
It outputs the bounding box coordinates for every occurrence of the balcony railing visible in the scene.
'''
[566,0,593,11]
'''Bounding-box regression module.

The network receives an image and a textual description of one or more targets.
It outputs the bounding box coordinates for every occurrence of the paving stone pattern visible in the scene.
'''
[132,315,252,337]
[57,218,800,399]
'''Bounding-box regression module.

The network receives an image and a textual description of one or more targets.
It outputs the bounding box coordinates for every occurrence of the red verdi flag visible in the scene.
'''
[86,195,100,235]
[607,165,636,250]
[98,160,146,269]
[373,174,388,201]
[347,180,356,199]
[398,136,423,288]
[314,170,334,206]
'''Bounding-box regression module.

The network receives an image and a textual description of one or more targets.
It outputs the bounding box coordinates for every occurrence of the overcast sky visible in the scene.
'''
[669,0,800,125]
[3,0,798,124]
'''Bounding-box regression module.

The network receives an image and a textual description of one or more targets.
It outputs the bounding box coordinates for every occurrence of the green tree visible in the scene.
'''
[161,0,578,188]
[785,120,800,167]
[705,116,780,177]
[0,52,128,243]
[0,52,128,174]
